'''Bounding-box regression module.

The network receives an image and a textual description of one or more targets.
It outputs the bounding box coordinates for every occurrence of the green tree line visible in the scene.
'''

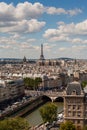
[0,117,30,130]
[23,77,42,90]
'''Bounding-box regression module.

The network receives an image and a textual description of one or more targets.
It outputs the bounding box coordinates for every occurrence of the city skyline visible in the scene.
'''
[0,0,87,59]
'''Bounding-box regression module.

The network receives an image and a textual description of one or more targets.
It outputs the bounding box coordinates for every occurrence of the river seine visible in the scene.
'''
[25,102,63,127]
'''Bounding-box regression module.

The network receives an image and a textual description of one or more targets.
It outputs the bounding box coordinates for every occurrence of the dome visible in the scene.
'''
[66,81,82,95]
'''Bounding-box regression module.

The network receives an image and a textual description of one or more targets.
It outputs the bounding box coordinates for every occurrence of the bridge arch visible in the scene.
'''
[42,95,64,102]
[54,97,64,102]
[41,95,52,102]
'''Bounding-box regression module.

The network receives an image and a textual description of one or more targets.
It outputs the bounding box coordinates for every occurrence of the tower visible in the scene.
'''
[64,81,85,130]
[23,56,27,63]
[40,44,45,60]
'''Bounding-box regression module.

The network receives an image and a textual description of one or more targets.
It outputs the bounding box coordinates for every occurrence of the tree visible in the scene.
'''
[81,81,87,88]
[60,121,76,130]
[39,102,57,123]
[83,125,87,130]
[23,77,34,90]
[0,117,30,130]
[34,77,42,90]
[24,77,42,90]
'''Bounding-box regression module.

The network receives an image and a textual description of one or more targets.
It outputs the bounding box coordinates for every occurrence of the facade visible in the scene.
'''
[64,81,87,130]
[41,76,62,89]
[0,79,25,103]
[37,59,61,66]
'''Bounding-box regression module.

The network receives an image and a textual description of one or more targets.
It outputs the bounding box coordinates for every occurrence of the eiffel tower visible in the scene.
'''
[40,44,45,60]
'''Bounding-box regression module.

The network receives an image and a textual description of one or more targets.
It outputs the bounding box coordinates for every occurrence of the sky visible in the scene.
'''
[0,0,87,59]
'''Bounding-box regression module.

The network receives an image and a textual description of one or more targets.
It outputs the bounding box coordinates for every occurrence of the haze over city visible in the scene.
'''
[0,0,87,59]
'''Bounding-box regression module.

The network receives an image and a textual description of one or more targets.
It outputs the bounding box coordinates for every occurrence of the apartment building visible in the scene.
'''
[0,79,25,103]
[64,81,87,130]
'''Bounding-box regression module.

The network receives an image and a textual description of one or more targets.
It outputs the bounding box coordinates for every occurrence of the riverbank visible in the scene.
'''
[0,95,49,120]
[25,102,63,127]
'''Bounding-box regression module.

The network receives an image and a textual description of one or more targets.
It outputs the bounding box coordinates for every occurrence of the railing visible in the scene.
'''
[25,90,64,98]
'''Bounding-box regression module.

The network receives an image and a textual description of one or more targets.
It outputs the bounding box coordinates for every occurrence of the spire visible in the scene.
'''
[23,56,27,63]
[40,44,45,60]
[41,44,43,57]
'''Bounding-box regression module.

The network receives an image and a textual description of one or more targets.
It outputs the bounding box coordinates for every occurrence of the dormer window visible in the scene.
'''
[72,89,77,95]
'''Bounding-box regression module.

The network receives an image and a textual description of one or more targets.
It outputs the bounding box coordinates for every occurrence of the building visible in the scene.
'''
[0,79,25,104]
[37,44,61,66]
[63,81,87,130]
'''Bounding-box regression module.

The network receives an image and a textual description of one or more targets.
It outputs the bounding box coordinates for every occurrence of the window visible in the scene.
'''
[77,112,81,117]
[77,126,81,130]
[73,112,76,117]
[73,105,76,110]
[85,112,87,117]
[77,120,80,124]
[73,120,75,124]
[77,105,81,110]
[68,112,71,116]
[68,105,71,110]
[72,90,76,95]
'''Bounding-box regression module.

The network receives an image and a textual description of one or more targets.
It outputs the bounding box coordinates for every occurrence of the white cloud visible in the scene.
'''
[12,34,20,39]
[15,2,44,20]
[50,36,70,42]
[0,2,44,21]
[0,2,82,23]
[0,1,84,59]
[20,43,40,52]
[43,19,87,43]
[0,19,46,34]
[0,2,82,35]
[43,43,56,52]
[57,45,87,59]
[68,8,82,16]
[0,36,37,50]
[0,45,11,49]
[46,7,82,16]
[0,2,46,34]
[26,38,36,43]
[71,45,87,51]
[59,47,67,51]
[46,7,67,15]
[0,36,17,45]
[72,38,82,43]
[0,2,15,22]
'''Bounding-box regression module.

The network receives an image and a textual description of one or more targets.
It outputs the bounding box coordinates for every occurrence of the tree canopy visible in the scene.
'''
[39,102,57,123]
[0,117,30,130]
[81,81,87,88]
[60,121,76,130]
[84,125,87,130]
[24,77,42,90]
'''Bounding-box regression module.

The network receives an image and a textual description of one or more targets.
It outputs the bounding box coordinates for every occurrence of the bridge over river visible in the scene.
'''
[25,90,64,102]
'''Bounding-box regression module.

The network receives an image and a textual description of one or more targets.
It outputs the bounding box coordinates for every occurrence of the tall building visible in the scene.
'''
[40,44,45,60]
[64,81,87,130]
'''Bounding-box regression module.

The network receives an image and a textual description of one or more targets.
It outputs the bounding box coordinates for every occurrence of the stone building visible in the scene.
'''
[0,79,25,103]
[64,81,87,130]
